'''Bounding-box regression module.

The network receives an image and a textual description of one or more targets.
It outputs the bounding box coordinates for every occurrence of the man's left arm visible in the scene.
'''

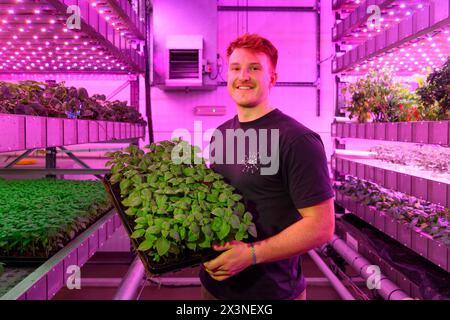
[203,197,335,281]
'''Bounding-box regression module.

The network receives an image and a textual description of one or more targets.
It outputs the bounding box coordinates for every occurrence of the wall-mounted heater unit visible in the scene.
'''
[165,35,203,87]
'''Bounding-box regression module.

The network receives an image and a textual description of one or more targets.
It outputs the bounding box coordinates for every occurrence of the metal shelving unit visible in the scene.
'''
[0,0,151,300]
[331,0,450,285]
[335,191,450,272]
[0,210,123,300]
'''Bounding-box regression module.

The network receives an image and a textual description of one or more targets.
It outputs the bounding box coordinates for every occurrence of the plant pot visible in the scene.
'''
[350,123,357,138]
[385,171,398,190]
[88,120,99,143]
[411,177,428,201]
[355,203,366,219]
[398,173,412,195]
[411,231,428,258]
[399,122,412,142]
[0,114,25,152]
[46,262,64,300]
[336,123,343,137]
[374,167,385,185]
[63,119,78,145]
[77,119,89,144]
[366,123,375,140]
[385,217,398,239]
[106,121,115,141]
[397,221,412,248]
[427,181,447,208]
[114,122,121,140]
[365,165,375,181]
[349,161,357,176]
[386,122,398,141]
[375,123,386,140]
[357,123,365,139]
[412,121,429,144]
[343,123,350,138]
[429,121,448,145]
[26,116,46,149]
[103,175,222,276]
[364,206,376,226]
[427,238,447,271]
[356,163,365,179]
[46,117,64,147]
[374,210,386,232]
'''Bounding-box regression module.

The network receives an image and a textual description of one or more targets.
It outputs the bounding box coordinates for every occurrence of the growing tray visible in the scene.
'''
[103,174,222,276]
[0,207,112,268]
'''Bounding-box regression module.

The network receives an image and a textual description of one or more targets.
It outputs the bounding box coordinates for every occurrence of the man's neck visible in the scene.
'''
[237,103,274,122]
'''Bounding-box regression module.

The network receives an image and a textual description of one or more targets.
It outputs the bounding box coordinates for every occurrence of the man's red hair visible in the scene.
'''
[226,33,278,71]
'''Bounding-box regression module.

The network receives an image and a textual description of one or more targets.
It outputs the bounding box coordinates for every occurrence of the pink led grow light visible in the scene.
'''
[343,26,450,75]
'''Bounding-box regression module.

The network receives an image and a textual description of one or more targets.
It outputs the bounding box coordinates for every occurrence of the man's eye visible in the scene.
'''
[231,67,240,71]
[250,66,260,71]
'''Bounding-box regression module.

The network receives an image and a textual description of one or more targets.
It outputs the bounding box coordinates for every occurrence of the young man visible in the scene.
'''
[200,34,335,300]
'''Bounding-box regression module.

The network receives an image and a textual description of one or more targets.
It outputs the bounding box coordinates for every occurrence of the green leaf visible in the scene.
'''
[231,194,243,201]
[131,229,145,239]
[212,208,224,217]
[230,215,240,229]
[186,242,197,250]
[244,212,253,224]
[219,193,227,203]
[147,225,161,234]
[155,238,170,256]
[217,222,230,240]
[138,239,153,251]
[182,167,195,177]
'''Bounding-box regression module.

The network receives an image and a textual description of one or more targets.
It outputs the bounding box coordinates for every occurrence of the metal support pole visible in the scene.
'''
[58,146,103,179]
[45,147,57,179]
[113,256,146,300]
[4,149,35,168]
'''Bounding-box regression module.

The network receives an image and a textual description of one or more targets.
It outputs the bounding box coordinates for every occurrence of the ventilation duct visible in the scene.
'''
[165,35,203,87]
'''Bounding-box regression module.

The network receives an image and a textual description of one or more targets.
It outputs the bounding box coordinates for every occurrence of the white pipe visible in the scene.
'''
[307,249,356,300]
[330,235,411,300]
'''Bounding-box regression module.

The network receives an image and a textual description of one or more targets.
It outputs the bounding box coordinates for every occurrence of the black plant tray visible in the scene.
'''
[103,174,222,276]
[0,256,47,268]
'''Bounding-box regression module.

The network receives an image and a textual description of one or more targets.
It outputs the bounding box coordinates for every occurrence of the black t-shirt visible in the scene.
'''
[199,108,334,300]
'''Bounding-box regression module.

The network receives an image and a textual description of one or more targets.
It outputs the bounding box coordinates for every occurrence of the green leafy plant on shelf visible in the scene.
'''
[335,176,450,245]
[343,67,423,123]
[416,56,450,120]
[0,80,146,124]
[106,140,257,263]
[0,179,111,257]
[370,144,450,174]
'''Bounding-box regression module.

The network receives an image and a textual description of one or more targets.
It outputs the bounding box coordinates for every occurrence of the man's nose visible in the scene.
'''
[238,68,251,81]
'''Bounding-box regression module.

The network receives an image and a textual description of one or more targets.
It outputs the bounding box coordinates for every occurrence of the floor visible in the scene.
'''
[53,252,344,300]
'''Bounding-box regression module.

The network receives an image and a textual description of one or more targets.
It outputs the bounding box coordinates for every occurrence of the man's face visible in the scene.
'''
[227,48,277,109]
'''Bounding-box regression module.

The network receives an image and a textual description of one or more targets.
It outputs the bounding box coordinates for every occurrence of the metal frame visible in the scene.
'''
[0,114,146,153]
[0,210,121,300]
[333,156,449,208]
[335,191,450,273]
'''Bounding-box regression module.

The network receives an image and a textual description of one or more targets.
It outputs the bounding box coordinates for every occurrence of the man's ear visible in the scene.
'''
[270,72,278,88]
